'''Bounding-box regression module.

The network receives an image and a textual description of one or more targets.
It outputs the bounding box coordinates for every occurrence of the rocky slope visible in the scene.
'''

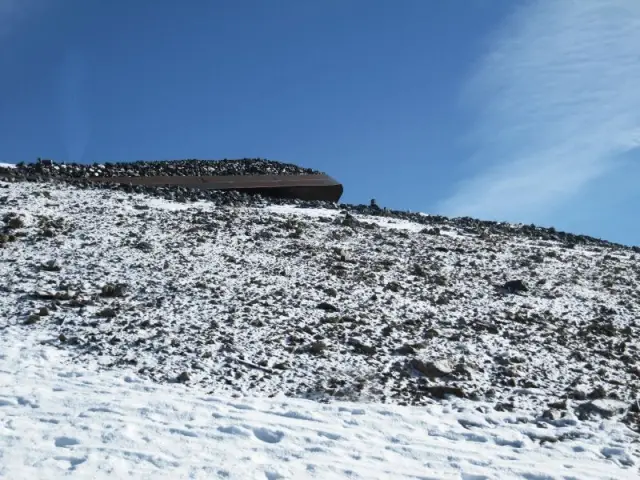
[0,158,321,180]
[1,168,640,442]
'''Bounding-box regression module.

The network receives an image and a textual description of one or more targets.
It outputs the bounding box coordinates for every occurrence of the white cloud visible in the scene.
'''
[438,0,640,223]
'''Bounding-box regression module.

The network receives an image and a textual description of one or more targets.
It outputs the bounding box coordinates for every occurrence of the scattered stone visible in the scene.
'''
[324,287,338,297]
[40,259,61,272]
[341,213,359,228]
[547,399,568,410]
[96,308,117,319]
[423,328,440,339]
[316,302,338,312]
[3,161,640,415]
[348,339,377,355]
[385,281,402,293]
[273,361,290,371]
[588,385,608,400]
[100,283,127,298]
[411,359,452,378]
[24,314,40,325]
[307,340,328,355]
[4,215,24,229]
[502,279,528,294]
[577,399,628,419]
[395,344,417,355]
[135,241,153,252]
[424,385,465,399]
[541,409,564,422]
[568,387,589,401]
[411,264,426,277]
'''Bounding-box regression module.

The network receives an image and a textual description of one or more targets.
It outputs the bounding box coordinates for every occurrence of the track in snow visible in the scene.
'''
[0,331,637,480]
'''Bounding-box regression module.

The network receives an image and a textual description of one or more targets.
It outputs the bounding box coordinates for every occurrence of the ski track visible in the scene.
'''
[0,333,637,480]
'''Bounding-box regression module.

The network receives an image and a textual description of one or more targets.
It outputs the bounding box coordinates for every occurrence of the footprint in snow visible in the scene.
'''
[317,431,343,441]
[54,436,80,448]
[217,425,252,437]
[0,397,18,407]
[168,427,199,438]
[53,455,87,471]
[264,471,285,480]
[461,474,490,480]
[462,432,489,443]
[253,427,285,444]
[16,396,39,408]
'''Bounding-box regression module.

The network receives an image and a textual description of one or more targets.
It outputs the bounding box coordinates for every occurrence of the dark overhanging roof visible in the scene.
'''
[85,173,344,202]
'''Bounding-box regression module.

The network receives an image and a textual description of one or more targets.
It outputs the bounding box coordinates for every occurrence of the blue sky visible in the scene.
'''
[1,0,639,246]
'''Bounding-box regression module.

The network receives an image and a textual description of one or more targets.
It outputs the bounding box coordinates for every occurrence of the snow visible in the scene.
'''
[0,162,16,169]
[1,329,636,480]
[266,204,467,236]
[266,205,340,219]
[1,179,639,478]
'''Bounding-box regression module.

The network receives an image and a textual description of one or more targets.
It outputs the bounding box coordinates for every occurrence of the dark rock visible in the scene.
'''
[503,280,528,293]
[96,308,117,319]
[307,340,327,355]
[395,344,417,355]
[40,259,61,272]
[348,339,377,355]
[135,241,153,252]
[385,281,402,293]
[24,314,40,325]
[100,283,128,298]
[423,328,440,339]
[316,302,338,312]
[324,287,338,297]
[176,371,190,383]
[424,385,465,399]
[495,402,515,412]
[452,362,477,379]
[494,355,511,366]
[411,264,426,277]
[547,399,568,410]
[341,213,359,228]
[577,399,627,419]
[541,409,564,421]
[5,215,24,229]
[588,385,608,400]
[273,362,290,371]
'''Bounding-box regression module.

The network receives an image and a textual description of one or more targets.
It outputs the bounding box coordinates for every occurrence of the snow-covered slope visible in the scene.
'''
[1,179,640,478]
[1,330,636,479]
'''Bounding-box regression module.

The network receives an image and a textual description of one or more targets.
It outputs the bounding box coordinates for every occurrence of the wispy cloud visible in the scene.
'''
[438,0,640,224]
